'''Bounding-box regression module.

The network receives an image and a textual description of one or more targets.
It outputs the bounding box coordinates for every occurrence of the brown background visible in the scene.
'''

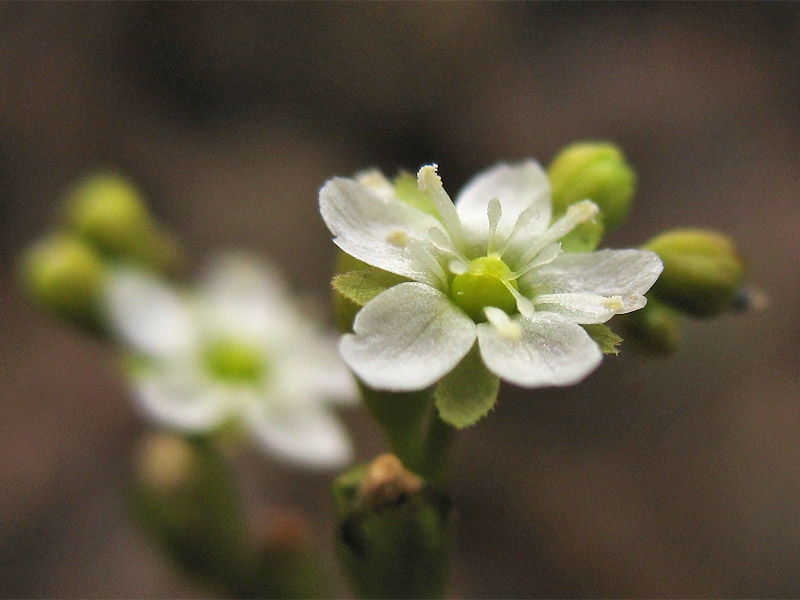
[2,3,799,598]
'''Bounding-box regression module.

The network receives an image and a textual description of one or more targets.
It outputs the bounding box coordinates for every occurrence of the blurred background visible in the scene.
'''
[2,2,799,597]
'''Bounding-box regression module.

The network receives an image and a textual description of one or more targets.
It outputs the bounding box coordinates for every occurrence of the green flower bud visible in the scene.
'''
[334,454,454,599]
[133,433,252,593]
[64,172,182,272]
[644,228,746,317]
[20,234,106,326]
[621,297,683,354]
[548,141,636,231]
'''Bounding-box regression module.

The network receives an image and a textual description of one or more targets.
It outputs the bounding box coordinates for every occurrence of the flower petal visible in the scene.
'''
[320,177,446,286]
[455,161,552,251]
[534,292,630,324]
[199,252,294,339]
[520,249,663,312]
[280,331,358,406]
[133,369,232,431]
[340,282,476,391]
[245,399,353,468]
[104,267,197,358]
[477,312,602,387]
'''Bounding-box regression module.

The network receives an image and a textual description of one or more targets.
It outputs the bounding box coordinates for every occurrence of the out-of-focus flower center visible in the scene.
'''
[203,338,265,383]
[450,255,518,321]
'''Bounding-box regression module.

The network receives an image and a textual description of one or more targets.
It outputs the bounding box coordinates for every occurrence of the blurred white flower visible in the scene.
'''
[320,162,663,392]
[104,252,356,468]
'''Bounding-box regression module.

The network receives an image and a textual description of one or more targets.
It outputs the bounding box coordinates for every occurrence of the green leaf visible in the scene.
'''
[583,323,623,355]
[434,344,499,429]
[332,268,409,308]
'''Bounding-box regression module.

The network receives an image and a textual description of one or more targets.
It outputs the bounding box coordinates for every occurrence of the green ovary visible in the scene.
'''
[203,338,266,383]
[450,255,518,321]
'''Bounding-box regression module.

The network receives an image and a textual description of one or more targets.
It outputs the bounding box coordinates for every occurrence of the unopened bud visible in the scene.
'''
[333,454,453,599]
[20,234,106,325]
[548,141,636,230]
[133,433,250,591]
[621,298,683,354]
[64,172,181,272]
[644,228,746,317]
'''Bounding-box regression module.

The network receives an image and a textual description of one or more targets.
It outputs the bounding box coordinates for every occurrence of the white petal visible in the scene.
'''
[245,399,353,468]
[133,369,233,431]
[520,249,663,311]
[455,161,552,251]
[320,177,446,286]
[477,312,602,387]
[199,252,293,338]
[280,330,359,406]
[534,292,627,324]
[104,267,197,359]
[340,282,476,391]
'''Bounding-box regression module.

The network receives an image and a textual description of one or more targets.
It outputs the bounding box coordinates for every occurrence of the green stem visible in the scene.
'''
[418,411,456,485]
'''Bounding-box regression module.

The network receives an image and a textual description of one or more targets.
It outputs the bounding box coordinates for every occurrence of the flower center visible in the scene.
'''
[203,338,265,383]
[450,255,518,321]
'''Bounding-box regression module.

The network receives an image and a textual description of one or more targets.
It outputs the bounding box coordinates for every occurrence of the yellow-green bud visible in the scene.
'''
[20,234,106,324]
[64,172,181,272]
[548,141,636,231]
[66,172,151,252]
[644,228,746,317]
[622,298,683,354]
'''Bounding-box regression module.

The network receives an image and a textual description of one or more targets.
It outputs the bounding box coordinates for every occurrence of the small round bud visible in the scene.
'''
[644,228,746,317]
[65,172,151,254]
[64,172,182,272]
[360,453,424,508]
[623,298,683,354]
[548,141,636,230]
[136,432,200,493]
[20,234,106,324]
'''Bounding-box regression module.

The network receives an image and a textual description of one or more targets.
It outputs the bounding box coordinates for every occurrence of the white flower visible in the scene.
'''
[320,161,663,392]
[103,252,357,468]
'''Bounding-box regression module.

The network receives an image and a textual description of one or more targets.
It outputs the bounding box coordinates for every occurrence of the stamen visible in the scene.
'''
[406,237,448,291]
[484,306,522,342]
[418,165,466,251]
[498,203,545,257]
[517,200,599,266]
[601,295,625,311]
[502,281,534,317]
[386,230,409,247]
[427,226,469,264]
[511,242,562,280]
[486,198,502,254]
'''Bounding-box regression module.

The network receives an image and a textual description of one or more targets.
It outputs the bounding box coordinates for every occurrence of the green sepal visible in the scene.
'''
[332,268,410,308]
[393,171,439,218]
[434,344,499,429]
[582,323,623,355]
[332,247,410,333]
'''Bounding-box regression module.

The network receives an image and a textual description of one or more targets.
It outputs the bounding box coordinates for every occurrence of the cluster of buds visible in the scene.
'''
[20,173,181,330]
